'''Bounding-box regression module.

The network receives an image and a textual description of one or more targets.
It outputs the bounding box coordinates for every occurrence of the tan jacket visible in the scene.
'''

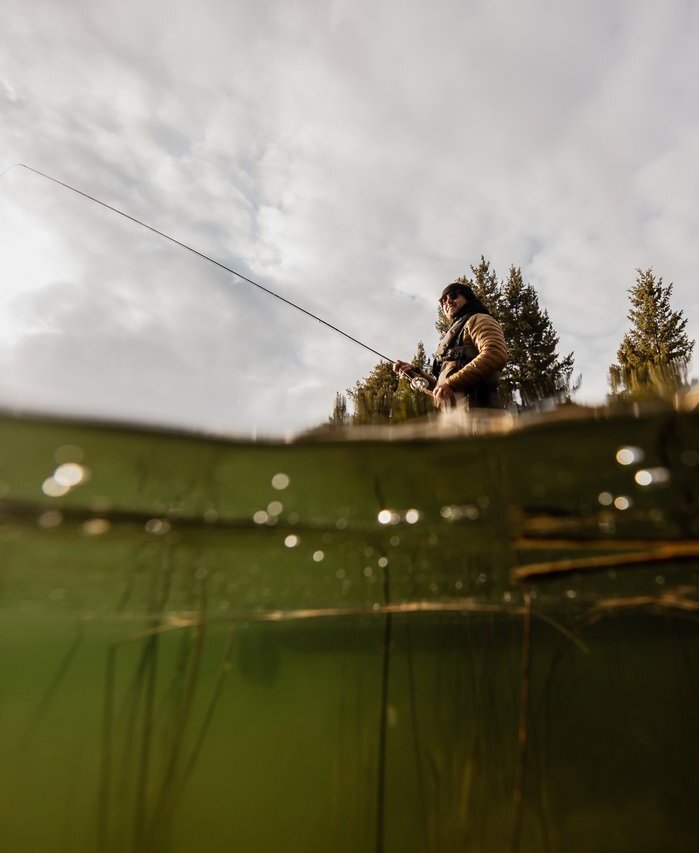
[437,313,507,391]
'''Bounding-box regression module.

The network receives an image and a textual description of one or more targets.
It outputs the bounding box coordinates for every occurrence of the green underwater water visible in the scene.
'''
[0,409,698,852]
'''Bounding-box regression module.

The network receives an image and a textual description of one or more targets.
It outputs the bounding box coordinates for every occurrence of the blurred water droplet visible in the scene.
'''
[38,511,63,528]
[598,491,613,506]
[616,446,643,465]
[284,534,299,548]
[145,518,171,535]
[54,463,87,487]
[271,473,290,490]
[312,550,324,562]
[82,518,110,536]
[42,478,69,498]
[378,510,400,525]
[267,501,283,516]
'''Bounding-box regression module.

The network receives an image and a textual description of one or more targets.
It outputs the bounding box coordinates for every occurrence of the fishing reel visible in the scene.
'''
[409,375,431,394]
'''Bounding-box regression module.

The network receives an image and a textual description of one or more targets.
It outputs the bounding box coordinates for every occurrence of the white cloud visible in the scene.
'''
[0,0,697,432]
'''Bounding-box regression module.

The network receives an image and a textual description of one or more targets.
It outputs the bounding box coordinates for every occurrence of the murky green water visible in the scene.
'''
[1,409,698,852]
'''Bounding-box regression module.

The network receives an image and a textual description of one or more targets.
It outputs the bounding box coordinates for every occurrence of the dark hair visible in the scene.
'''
[439,282,475,303]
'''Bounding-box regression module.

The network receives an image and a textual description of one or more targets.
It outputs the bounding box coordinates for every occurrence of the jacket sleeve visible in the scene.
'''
[444,314,507,390]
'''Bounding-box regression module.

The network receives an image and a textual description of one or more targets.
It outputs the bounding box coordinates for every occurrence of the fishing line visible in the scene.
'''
[0,163,396,364]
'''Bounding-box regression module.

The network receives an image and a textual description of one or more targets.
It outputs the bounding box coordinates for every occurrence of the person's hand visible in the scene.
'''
[393,359,413,376]
[433,382,456,409]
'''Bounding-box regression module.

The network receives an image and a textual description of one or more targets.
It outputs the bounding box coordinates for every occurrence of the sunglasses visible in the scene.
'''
[439,291,462,305]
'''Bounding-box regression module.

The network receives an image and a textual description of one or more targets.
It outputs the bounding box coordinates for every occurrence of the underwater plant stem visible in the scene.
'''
[510,592,532,853]
[374,558,393,853]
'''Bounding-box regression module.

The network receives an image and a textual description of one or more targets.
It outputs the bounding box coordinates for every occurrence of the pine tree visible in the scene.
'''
[498,266,575,407]
[470,255,504,317]
[328,392,349,426]
[346,361,398,425]
[345,342,433,425]
[392,341,434,421]
[435,294,451,337]
[609,268,695,399]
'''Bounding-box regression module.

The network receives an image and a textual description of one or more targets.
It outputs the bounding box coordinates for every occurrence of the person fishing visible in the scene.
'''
[394,282,507,410]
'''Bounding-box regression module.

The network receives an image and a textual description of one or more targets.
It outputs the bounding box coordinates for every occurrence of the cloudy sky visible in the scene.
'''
[1,0,697,436]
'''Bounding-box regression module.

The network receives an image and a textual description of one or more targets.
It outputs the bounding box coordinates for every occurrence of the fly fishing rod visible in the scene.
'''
[0,163,433,394]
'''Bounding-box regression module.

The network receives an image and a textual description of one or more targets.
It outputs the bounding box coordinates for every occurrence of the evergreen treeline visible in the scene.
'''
[329,260,695,426]
[330,341,434,426]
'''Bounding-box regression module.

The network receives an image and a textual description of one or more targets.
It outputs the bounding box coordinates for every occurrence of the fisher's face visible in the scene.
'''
[440,290,467,320]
